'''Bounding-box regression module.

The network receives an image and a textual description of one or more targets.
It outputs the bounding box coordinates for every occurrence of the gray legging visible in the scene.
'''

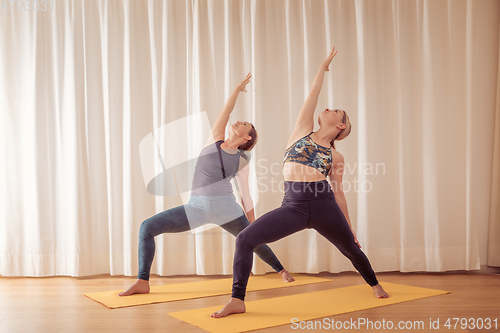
[137,195,284,281]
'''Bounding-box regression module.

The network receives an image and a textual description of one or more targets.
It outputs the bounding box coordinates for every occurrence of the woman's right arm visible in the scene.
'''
[234,164,255,222]
[287,47,337,147]
[329,151,361,248]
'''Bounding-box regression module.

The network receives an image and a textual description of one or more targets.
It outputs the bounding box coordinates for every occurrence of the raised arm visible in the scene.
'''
[328,150,361,248]
[211,73,252,142]
[287,47,337,147]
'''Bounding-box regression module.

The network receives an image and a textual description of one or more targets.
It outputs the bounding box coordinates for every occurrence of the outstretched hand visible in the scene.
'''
[321,46,337,71]
[237,73,252,92]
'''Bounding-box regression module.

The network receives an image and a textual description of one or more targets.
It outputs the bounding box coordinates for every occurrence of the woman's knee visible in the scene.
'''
[235,230,254,250]
[139,218,155,239]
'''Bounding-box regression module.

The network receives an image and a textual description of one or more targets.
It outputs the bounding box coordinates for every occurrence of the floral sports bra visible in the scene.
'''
[283,132,333,177]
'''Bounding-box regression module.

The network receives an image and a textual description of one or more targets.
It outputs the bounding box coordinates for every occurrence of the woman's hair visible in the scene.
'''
[330,110,352,149]
[238,123,258,151]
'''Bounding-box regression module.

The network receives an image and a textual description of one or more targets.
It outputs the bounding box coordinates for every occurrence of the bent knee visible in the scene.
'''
[139,219,155,238]
[235,230,254,250]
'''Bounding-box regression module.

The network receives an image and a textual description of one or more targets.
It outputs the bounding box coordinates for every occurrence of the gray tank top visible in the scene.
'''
[190,141,248,196]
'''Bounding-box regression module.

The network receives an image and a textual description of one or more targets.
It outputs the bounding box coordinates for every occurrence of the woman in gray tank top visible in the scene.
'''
[119,74,294,296]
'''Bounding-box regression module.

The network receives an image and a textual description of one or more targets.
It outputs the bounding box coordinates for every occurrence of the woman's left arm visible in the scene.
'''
[211,73,252,142]
[234,163,256,223]
[329,152,361,248]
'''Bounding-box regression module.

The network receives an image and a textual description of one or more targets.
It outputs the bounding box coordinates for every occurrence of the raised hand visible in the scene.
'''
[237,73,252,92]
[321,46,337,72]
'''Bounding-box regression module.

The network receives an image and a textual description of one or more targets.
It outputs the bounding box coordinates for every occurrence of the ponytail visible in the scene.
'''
[330,131,341,149]
[238,123,258,151]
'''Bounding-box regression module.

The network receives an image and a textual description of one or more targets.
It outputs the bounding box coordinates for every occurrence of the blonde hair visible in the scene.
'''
[330,110,352,149]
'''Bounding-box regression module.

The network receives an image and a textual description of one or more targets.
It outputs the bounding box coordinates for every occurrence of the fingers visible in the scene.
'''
[241,73,252,83]
[328,47,337,61]
[329,46,336,56]
[242,72,252,83]
[240,72,252,92]
[352,232,361,248]
[323,46,337,71]
[332,46,337,57]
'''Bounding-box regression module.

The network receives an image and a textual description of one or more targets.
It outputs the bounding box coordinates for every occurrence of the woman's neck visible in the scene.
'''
[220,137,241,150]
[313,126,340,146]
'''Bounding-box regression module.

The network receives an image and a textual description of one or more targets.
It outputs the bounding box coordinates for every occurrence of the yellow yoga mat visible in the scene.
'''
[168,282,450,333]
[84,274,330,309]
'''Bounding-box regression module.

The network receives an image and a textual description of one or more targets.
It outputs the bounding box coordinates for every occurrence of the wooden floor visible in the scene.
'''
[0,272,499,333]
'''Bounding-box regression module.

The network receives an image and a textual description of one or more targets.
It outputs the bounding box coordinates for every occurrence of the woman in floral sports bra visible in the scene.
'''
[212,47,388,318]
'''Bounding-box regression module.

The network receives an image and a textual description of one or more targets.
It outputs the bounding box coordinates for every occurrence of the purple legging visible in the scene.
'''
[231,180,378,300]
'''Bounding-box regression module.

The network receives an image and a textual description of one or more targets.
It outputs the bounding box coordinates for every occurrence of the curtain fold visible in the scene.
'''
[0,0,498,277]
[488,25,500,267]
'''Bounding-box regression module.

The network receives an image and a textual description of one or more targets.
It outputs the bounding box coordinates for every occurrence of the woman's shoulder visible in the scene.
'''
[286,130,313,149]
[239,150,250,162]
[201,139,222,150]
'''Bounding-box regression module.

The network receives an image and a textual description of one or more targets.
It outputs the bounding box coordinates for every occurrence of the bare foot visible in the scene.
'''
[118,279,150,296]
[280,269,295,283]
[211,298,246,318]
[372,284,389,298]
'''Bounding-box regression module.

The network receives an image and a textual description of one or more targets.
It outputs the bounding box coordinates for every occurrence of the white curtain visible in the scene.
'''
[488,27,500,267]
[0,0,498,277]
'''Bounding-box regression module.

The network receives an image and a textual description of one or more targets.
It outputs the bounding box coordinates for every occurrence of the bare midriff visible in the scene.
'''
[283,162,328,182]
